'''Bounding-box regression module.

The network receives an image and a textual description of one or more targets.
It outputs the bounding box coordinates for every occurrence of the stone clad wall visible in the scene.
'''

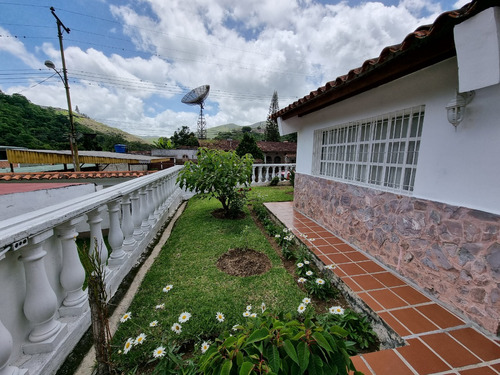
[294,173,500,335]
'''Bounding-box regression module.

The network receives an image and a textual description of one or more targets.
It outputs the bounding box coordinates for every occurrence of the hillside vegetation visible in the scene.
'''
[0,92,151,151]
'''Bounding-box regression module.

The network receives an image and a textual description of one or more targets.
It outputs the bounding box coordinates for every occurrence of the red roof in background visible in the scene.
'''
[199,140,296,153]
[275,0,496,120]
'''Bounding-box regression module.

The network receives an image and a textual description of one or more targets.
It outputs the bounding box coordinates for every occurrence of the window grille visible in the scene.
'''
[312,105,424,193]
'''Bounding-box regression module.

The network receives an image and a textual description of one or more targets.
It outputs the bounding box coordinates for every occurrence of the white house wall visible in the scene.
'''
[285,57,500,216]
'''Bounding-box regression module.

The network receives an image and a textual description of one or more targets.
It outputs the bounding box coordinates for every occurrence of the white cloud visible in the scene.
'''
[0,27,42,68]
[4,0,454,137]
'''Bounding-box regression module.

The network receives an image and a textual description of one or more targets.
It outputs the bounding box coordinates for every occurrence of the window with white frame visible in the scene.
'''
[313,105,424,193]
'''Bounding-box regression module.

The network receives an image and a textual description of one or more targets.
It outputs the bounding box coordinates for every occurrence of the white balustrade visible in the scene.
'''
[107,200,126,267]
[19,230,67,354]
[0,165,185,374]
[131,190,144,241]
[0,318,27,375]
[121,194,136,251]
[57,217,88,316]
[140,187,150,231]
[251,163,296,185]
[87,207,109,272]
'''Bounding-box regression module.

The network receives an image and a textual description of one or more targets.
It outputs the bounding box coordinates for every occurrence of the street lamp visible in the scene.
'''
[45,60,80,171]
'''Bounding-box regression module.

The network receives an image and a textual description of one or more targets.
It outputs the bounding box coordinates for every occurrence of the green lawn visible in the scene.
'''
[112,186,304,371]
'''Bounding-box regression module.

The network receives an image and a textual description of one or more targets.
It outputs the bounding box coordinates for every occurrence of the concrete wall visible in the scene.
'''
[0,184,97,221]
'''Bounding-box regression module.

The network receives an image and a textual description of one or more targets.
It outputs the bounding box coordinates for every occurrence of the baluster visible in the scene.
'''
[121,194,136,251]
[56,217,88,316]
[147,184,156,225]
[87,207,109,272]
[153,182,161,220]
[131,190,144,241]
[0,318,27,375]
[140,187,151,233]
[107,200,126,267]
[19,230,67,354]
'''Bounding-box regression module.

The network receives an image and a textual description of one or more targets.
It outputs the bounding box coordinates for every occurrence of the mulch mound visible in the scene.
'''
[216,248,271,277]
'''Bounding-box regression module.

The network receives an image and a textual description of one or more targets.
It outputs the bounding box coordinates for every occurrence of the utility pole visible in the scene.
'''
[50,7,80,171]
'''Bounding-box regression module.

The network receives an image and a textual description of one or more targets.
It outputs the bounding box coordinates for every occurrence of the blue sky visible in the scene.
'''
[0,0,467,137]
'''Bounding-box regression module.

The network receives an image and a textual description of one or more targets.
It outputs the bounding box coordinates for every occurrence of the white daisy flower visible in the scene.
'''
[243,311,250,317]
[302,297,311,305]
[297,262,304,268]
[297,303,307,314]
[171,322,182,334]
[149,320,158,327]
[162,285,173,293]
[134,333,146,345]
[153,346,165,358]
[325,264,337,270]
[261,302,266,313]
[304,260,310,265]
[216,312,225,322]
[178,312,191,323]
[232,324,240,331]
[201,341,210,354]
[275,234,281,238]
[120,312,132,323]
[155,303,165,310]
[329,306,345,315]
[298,277,307,283]
[316,278,325,285]
[246,305,252,311]
[250,313,257,318]
[123,338,134,354]
[306,270,313,276]
[283,228,289,233]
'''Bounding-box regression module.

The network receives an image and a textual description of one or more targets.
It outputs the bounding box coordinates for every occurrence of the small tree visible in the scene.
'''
[177,148,253,218]
[236,132,263,160]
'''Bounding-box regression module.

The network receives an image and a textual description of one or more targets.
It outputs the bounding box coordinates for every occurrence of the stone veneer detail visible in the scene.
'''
[294,173,500,335]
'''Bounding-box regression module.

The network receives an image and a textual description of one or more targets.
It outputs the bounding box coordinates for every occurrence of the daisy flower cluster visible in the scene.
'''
[242,303,264,318]
[297,296,312,314]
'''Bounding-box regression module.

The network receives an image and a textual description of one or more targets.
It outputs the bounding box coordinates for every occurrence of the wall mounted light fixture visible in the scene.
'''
[446,91,475,128]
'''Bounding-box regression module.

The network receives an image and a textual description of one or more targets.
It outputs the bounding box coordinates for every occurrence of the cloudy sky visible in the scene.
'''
[1,0,467,138]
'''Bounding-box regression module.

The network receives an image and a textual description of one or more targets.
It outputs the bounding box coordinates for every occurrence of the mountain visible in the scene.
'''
[206,121,266,139]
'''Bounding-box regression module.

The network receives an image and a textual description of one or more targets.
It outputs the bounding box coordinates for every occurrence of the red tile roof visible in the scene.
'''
[275,0,495,120]
[198,140,297,153]
[0,170,154,182]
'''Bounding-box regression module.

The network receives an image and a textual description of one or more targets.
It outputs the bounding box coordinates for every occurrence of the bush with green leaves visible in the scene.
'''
[199,310,362,375]
[317,309,378,354]
[177,148,254,218]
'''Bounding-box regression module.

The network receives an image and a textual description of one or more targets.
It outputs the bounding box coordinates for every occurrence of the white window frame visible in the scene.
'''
[312,105,425,194]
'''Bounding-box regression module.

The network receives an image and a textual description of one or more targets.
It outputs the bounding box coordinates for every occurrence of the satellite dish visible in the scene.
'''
[181,85,210,139]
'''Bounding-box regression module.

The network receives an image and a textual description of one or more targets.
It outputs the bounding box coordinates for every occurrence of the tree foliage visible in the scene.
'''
[152,137,173,149]
[177,148,253,218]
[0,92,151,152]
[171,126,199,148]
[236,132,264,160]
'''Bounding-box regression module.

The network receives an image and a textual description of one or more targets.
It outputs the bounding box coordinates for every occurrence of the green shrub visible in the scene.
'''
[198,310,362,375]
[317,309,378,354]
[269,176,280,186]
[177,148,253,218]
[289,170,295,187]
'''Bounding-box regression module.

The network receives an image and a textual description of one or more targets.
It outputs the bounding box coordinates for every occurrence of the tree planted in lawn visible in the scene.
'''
[177,148,253,218]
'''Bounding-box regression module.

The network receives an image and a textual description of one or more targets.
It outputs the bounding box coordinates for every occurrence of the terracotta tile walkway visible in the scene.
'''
[265,201,500,375]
